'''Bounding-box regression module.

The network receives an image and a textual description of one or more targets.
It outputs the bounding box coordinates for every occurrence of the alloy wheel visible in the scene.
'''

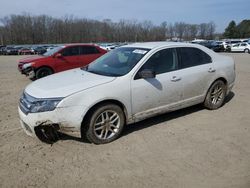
[210,84,224,105]
[94,110,121,140]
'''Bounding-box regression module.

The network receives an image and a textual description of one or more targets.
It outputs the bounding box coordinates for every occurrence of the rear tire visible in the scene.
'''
[204,80,226,110]
[35,67,53,79]
[83,104,125,144]
[244,49,249,53]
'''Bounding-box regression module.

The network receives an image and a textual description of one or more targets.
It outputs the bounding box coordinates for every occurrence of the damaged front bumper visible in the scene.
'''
[18,106,83,143]
[19,63,35,79]
[23,67,35,78]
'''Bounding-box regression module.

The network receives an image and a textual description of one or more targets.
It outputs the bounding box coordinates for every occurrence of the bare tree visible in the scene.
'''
[0,14,217,45]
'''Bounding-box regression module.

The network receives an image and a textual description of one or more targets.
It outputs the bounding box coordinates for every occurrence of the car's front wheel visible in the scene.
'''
[204,80,227,110]
[35,67,53,79]
[83,104,125,144]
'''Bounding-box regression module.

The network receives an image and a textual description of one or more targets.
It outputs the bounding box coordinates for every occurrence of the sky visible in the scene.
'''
[0,0,249,32]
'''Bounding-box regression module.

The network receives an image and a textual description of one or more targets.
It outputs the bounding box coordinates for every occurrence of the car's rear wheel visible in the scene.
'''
[244,49,249,53]
[83,104,125,144]
[204,80,227,110]
[35,67,53,79]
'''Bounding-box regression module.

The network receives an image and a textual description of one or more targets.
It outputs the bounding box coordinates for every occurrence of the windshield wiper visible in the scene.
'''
[88,69,120,77]
[81,66,121,77]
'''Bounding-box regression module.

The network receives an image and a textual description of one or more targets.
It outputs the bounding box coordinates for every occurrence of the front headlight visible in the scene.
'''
[30,98,63,113]
[20,92,64,114]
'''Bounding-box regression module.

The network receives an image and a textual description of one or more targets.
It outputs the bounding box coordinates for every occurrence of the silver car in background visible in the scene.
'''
[19,42,235,144]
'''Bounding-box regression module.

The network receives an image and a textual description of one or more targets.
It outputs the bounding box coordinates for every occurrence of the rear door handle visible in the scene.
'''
[208,68,216,73]
[171,76,181,82]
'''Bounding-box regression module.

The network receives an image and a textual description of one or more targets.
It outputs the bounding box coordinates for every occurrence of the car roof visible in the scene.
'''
[124,41,200,50]
[64,43,98,47]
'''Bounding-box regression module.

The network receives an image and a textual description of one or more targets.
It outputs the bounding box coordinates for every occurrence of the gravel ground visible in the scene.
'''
[0,53,249,188]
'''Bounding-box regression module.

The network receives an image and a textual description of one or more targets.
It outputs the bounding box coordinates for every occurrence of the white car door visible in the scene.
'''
[131,48,182,120]
[231,44,240,52]
[177,47,216,104]
[239,43,247,52]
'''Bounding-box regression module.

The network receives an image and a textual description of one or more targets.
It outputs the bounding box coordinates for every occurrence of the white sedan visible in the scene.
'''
[19,42,236,144]
[230,42,250,53]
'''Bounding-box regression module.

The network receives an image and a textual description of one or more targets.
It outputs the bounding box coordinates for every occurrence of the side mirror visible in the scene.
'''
[55,53,62,58]
[138,69,156,79]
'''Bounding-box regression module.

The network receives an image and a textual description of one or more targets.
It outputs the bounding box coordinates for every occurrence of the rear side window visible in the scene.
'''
[80,46,100,55]
[62,46,80,56]
[178,47,212,69]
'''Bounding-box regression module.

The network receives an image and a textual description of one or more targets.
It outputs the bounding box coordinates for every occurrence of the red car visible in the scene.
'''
[18,44,107,79]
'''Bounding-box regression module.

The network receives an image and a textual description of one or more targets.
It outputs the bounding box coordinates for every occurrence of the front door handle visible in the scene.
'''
[208,68,216,73]
[171,76,181,82]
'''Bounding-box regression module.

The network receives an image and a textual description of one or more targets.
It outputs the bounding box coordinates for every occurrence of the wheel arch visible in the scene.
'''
[34,65,55,73]
[214,77,228,86]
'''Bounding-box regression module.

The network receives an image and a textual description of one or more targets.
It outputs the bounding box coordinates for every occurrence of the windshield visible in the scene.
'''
[84,47,150,76]
[43,46,63,56]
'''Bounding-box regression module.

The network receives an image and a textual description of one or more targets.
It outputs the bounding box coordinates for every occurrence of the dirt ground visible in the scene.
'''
[0,53,249,188]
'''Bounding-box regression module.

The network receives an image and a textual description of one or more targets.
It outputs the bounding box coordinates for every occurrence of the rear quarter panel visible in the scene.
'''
[213,54,236,90]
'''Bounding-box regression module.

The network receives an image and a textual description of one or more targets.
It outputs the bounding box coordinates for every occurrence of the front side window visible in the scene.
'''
[137,48,177,76]
[62,46,80,56]
[241,43,247,46]
[178,47,212,69]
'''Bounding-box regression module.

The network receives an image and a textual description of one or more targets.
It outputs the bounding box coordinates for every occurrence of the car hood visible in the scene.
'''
[19,55,46,63]
[25,69,116,98]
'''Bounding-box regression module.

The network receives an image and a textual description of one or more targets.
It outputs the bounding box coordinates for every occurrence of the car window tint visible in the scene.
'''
[80,46,100,55]
[241,43,247,46]
[179,47,211,69]
[62,46,80,56]
[139,48,177,75]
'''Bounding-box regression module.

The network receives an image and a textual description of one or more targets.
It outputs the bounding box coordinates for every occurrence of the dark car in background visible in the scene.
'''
[2,46,20,55]
[0,45,6,55]
[18,44,107,80]
[194,41,224,52]
[33,46,47,55]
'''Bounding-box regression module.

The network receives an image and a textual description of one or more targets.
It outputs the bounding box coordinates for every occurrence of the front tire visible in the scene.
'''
[83,104,125,144]
[35,67,53,79]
